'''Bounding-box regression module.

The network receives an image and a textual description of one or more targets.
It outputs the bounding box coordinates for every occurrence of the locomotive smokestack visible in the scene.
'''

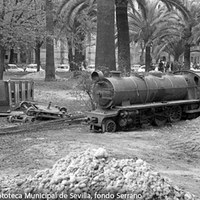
[91,71,104,81]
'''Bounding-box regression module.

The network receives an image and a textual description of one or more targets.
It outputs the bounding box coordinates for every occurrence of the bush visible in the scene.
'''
[75,71,96,111]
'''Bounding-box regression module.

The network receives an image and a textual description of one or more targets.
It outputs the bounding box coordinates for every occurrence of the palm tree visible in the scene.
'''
[152,34,185,71]
[180,0,200,69]
[57,0,97,71]
[149,1,200,71]
[129,0,184,71]
[58,0,117,75]
[57,0,190,74]
[95,0,116,73]
[147,0,196,70]
[115,0,131,75]
[192,21,200,46]
[114,0,189,74]
[58,0,129,75]
[45,0,55,81]
[0,0,6,80]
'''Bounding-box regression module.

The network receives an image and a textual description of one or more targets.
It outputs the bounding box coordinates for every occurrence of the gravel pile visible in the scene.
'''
[5,148,196,200]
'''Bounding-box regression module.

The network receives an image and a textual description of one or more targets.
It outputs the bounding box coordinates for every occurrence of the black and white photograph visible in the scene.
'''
[0,0,200,199]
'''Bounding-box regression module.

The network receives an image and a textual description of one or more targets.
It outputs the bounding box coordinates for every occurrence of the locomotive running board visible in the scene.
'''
[185,108,200,113]
[115,99,200,110]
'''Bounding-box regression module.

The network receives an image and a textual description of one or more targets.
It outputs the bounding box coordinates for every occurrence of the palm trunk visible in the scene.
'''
[35,40,42,72]
[74,23,85,71]
[74,47,83,70]
[0,46,5,80]
[45,0,55,81]
[0,0,6,79]
[87,33,92,66]
[116,0,130,76]
[184,43,190,70]
[174,45,182,62]
[67,39,84,71]
[174,50,181,71]
[60,39,65,64]
[9,49,15,64]
[67,40,74,71]
[145,45,151,71]
[95,0,116,74]
[27,48,32,64]
[140,44,145,65]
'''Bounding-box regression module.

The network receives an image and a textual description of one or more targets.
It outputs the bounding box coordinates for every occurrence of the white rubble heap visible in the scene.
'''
[5,148,196,200]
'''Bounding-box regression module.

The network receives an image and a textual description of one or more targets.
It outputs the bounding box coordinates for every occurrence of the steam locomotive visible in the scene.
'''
[86,70,200,132]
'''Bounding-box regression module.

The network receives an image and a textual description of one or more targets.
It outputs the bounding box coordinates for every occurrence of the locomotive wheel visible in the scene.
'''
[22,116,29,123]
[60,107,67,113]
[168,106,182,122]
[19,101,30,109]
[104,119,117,132]
[153,115,167,126]
[26,107,35,116]
[7,116,15,123]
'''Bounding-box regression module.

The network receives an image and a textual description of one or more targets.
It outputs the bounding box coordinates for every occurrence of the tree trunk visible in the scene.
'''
[35,41,42,72]
[20,50,26,63]
[140,45,145,65]
[87,33,92,66]
[95,0,116,75]
[67,40,83,71]
[60,39,65,64]
[45,0,55,81]
[67,40,74,71]
[182,26,191,70]
[9,49,15,64]
[145,45,151,71]
[74,48,83,70]
[27,48,32,64]
[174,49,181,62]
[115,0,130,76]
[0,46,5,80]
[74,23,85,71]
[0,0,6,79]
[184,43,190,70]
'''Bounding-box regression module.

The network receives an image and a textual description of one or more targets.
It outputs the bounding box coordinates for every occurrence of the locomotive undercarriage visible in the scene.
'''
[89,100,200,133]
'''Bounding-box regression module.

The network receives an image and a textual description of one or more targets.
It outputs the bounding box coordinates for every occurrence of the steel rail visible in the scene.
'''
[0,114,87,136]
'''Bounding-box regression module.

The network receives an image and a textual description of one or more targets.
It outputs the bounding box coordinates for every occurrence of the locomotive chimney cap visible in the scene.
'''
[110,71,121,77]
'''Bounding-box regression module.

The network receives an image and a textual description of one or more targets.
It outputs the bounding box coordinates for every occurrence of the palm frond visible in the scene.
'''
[135,0,148,20]
[160,0,191,21]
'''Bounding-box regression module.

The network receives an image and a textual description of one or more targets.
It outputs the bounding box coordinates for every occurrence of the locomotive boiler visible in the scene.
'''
[87,70,200,132]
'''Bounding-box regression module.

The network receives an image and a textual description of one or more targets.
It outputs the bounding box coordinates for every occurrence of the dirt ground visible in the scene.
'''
[0,72,200,198]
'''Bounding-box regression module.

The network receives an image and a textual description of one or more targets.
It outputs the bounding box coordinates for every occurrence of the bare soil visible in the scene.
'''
[0,72,200,198]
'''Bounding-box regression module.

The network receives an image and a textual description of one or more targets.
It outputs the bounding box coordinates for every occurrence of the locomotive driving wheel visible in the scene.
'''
[153,114,167,126]
[168,106,182,122]
[103,119,117,132]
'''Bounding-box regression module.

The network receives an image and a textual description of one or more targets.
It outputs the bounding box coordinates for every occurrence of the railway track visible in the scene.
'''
[0,114,87,136]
